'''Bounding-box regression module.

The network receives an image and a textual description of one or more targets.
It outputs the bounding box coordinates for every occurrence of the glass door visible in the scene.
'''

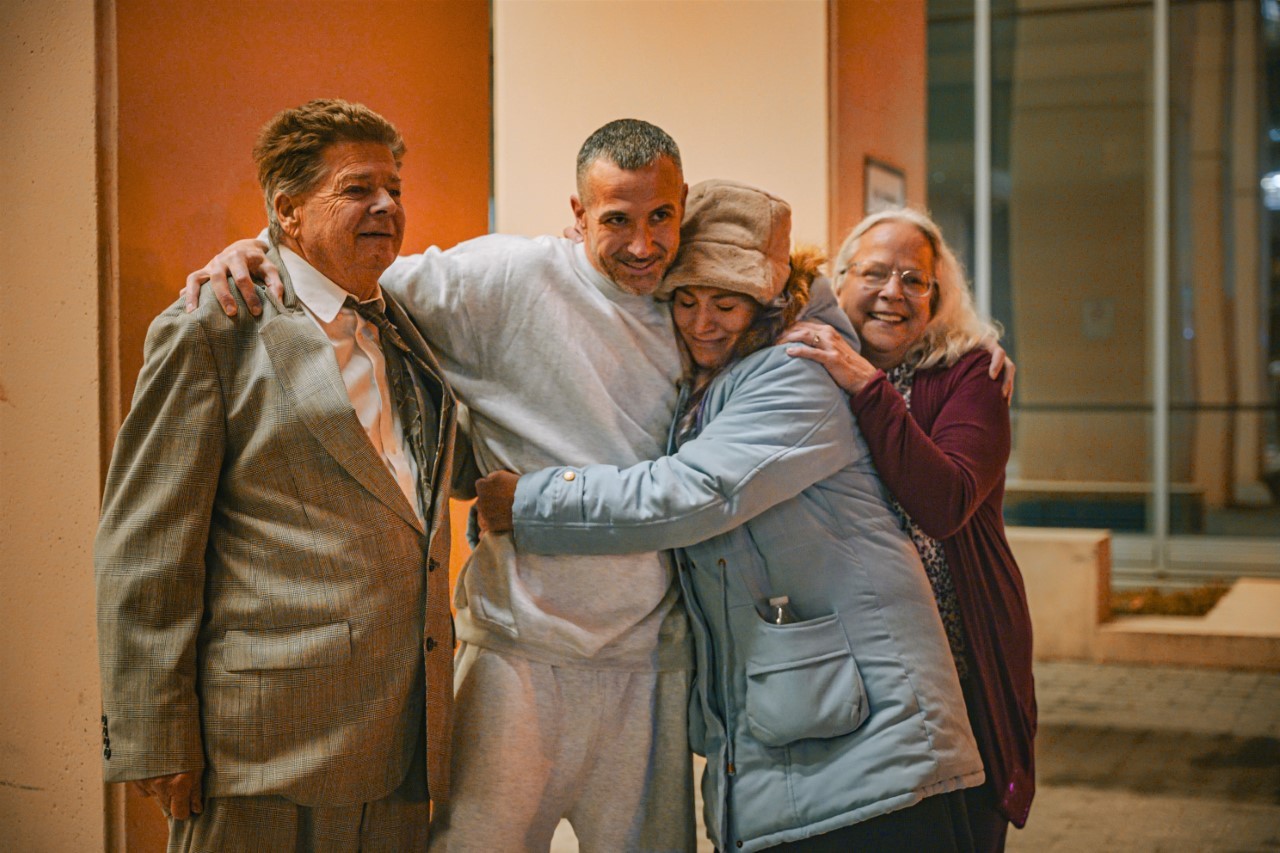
[926,0,1280,588]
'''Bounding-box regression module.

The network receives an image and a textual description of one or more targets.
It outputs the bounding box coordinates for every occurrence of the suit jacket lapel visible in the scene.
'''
[260,246,424,533]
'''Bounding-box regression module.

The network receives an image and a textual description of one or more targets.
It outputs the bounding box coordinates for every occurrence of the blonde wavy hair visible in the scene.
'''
[832,208,1001,370]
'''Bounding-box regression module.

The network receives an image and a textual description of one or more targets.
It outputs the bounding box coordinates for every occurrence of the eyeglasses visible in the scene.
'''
[843,262,935,299]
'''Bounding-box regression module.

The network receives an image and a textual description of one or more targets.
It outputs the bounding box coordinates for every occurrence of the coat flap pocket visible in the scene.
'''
[223,621,352,672]
[746,648,850,677]
[743,611,869,747]
[744,612,847,671]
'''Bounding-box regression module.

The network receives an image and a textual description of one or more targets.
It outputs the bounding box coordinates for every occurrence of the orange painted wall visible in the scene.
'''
[115,0,492,413]
[112,1,490,846]
[828,0,927,252]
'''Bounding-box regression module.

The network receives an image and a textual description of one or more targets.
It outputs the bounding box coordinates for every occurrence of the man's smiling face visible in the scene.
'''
[277,140,404,299]
[571,156,687,296]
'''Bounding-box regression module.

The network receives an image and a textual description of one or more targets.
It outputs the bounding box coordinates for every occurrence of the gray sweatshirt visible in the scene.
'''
[381,235,691,670]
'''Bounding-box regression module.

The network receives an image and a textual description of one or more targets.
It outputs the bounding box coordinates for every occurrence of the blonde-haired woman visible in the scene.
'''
[783,207,1037,851]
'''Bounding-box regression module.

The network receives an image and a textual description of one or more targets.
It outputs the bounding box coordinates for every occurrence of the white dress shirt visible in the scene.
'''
[279,246,421,521]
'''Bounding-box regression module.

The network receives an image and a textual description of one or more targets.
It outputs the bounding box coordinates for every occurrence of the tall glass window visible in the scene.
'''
[928,0,1280,585]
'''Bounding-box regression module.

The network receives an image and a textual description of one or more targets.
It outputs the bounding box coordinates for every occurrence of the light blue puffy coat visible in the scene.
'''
[513,344,984,851]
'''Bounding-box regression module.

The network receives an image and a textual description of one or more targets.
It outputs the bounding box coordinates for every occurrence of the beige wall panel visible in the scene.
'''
[1015,412,1148,483]
[1188,150,1229,505]
[0,1,104,849]
[494,0,829,248]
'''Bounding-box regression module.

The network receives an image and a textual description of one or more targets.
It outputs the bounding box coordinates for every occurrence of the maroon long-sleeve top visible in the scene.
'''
[850,348,1037,827]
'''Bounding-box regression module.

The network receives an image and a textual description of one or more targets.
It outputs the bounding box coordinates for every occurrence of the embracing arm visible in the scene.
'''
[180,233,481,359]
[379,235,571,371]
[850,350,1009,539]
[375,247,477,359]
[511,354,857,555]
[183,233,275,316]
[181,232,540,395]
[95,305,225,803]
[784,314,1015,401]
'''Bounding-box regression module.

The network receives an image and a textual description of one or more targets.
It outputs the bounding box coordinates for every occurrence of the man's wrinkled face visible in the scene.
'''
[277,140,404,299]
[571,156,686,296]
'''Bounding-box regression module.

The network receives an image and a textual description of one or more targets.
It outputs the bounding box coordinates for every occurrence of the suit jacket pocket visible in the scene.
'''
[223,621,352,672]
[744,612,868,747]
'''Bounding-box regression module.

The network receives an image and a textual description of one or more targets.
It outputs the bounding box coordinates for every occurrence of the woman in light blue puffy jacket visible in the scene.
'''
[476,180,984,852]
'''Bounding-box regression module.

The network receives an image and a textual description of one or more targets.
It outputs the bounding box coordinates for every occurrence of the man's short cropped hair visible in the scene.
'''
[254,98,406,244]
[575,119,682,200]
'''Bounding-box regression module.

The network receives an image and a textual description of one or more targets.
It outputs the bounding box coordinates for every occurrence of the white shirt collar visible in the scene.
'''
[278,245,384,322]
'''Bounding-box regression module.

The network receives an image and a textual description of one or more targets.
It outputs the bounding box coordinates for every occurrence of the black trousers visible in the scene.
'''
[957,671,1014,853]
[764,789,974,853]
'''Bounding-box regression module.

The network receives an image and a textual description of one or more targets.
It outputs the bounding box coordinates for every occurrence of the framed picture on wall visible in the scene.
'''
[864,158,906,214]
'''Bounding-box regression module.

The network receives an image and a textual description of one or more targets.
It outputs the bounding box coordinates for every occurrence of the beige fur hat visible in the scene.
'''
[657,179,792,303]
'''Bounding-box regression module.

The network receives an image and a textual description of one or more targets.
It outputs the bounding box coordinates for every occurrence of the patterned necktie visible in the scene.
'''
[349,298,440,518]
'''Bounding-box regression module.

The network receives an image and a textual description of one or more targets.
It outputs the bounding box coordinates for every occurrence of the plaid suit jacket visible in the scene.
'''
[95,248,457,807]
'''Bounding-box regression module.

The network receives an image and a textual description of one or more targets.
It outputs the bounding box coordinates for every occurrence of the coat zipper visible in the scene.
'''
[718,556,738,847]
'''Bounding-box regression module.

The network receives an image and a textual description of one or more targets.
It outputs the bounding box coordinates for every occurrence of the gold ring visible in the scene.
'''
[812,334,821,347]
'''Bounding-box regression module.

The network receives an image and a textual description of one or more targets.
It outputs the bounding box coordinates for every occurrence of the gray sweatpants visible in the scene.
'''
[430,643,696,852]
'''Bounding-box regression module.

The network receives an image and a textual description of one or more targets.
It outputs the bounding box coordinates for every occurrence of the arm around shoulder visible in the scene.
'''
[513,350,858,555]
[380,234,564,364]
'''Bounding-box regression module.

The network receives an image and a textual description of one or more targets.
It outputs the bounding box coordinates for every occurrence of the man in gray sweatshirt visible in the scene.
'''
[188,119,697,851]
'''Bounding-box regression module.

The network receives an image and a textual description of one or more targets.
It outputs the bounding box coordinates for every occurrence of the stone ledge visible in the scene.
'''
[1008,527,1111,660]
[1096,623,1280,670]
[1094,579,1280,669]
[1009,528,1280,670]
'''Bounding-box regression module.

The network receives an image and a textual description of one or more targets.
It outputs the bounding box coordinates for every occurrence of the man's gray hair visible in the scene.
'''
[575,119,682,198]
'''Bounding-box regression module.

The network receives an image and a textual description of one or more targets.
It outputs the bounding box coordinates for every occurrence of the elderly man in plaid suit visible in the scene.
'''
[94,99,457,851]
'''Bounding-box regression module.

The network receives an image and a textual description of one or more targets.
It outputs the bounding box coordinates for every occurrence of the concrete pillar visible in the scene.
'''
[0,1,105,849]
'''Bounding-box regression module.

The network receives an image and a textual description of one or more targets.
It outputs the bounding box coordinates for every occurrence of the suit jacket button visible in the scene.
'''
[562,471,576,481]
[428,558,439,573]
[426,637,436,652]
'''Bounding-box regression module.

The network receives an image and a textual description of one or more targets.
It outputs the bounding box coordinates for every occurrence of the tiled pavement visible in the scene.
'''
[1009,660,1280,852]
[553,660,1280,851]
[1033,660,1280,740]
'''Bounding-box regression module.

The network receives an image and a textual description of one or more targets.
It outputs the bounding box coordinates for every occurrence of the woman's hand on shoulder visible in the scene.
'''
[779,320,879,395]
